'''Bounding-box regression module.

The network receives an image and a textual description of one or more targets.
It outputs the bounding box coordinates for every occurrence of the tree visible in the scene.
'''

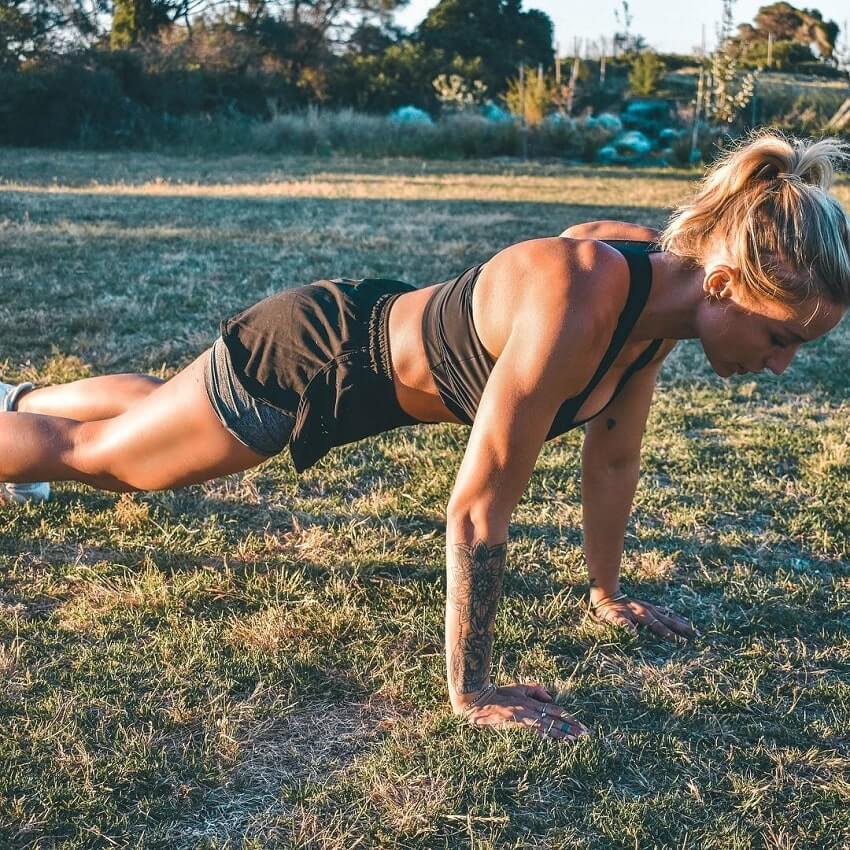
[1,0,106,65]
[736,2,839,61]
[0,0,36,68]
[628,50,664,96]
[700,0,758,125]
[111,0,172,47]
[613,0,647,56]
[226,0,408,92]
[416,0,553,94]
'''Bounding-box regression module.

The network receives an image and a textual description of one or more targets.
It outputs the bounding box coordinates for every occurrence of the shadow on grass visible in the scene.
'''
[3,490,846,646]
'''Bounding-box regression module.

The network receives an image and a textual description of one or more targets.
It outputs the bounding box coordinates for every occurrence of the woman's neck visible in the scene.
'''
[633,251,705,341]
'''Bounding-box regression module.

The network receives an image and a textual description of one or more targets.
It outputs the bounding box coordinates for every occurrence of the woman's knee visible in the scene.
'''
[67,420,144,491]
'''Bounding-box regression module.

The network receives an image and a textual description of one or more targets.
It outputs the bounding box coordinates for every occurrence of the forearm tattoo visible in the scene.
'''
[448,540,507,696]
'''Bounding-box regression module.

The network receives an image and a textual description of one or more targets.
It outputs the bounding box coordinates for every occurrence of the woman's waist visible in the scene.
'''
[387,282,466,425]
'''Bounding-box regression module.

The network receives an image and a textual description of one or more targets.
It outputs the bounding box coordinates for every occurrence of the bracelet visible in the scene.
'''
[589,591,628,611]
[461,683,497,715]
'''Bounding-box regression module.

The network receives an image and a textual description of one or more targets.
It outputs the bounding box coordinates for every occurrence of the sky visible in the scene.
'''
[394,1,850,56]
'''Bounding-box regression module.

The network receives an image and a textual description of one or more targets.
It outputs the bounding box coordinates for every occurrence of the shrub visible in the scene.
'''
[503,67,562,126]
[0,59,141,147]
[628,51,665,97]
[250,108,614,160]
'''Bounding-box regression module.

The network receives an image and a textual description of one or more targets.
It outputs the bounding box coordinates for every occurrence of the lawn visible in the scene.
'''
[0,149,848,850]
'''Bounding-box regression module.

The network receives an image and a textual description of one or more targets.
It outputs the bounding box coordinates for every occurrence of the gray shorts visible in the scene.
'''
[203,337,295,457]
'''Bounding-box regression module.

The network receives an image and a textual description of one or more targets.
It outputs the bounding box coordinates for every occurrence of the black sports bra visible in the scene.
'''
[420,239,664,439]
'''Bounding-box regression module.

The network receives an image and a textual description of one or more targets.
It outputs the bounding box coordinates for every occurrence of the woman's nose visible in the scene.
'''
[766,344,799,375]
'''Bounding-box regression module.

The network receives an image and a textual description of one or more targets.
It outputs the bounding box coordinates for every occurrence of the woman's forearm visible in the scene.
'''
[445,513,508,710]
[581,457,640,601]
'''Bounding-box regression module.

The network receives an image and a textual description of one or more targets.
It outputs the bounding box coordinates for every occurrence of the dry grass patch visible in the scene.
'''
[0,149,848,850]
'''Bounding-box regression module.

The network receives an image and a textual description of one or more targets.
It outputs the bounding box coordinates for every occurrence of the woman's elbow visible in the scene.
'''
[446,498,511,541]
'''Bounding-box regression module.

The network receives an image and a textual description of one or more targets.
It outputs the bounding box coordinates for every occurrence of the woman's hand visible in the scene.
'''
[589,592,698,640]
[454,683,589,741]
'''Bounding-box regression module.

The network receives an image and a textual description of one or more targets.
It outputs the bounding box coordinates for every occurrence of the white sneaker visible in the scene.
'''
[0,380,51,503]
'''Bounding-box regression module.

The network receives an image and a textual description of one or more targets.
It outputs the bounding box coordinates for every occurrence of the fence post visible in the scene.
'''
[690,65,705,164]
[519,62,528,159]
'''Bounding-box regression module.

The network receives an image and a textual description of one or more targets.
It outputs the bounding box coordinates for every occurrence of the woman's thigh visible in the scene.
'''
[75,351,272,491]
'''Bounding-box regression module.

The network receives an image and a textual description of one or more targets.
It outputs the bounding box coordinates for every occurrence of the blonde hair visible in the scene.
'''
[660,130,850,308]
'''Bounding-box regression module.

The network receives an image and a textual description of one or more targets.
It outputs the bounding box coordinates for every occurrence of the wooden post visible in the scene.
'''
[519,62,528,158]
[567,52,580,115]
[690,65,705,163]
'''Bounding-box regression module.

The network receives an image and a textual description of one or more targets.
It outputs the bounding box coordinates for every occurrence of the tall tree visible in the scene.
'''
[1,0,104,65]
[111,0,171,47]
[737,2,839,60]
[0,0,36,67]
[230,0,408,89]
[416,0,553,93]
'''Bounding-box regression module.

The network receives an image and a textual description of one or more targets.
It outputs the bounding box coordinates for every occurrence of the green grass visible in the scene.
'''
[1,149,848,849]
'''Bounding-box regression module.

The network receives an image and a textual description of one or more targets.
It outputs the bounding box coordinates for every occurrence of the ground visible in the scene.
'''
[0,149,848,849]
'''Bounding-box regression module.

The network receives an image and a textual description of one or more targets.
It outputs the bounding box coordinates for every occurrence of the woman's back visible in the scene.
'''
[388,237,665,429]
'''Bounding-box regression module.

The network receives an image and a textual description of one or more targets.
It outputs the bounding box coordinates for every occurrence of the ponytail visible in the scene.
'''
[661,130,850,306]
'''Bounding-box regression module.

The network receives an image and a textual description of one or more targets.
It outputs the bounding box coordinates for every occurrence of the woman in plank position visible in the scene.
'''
[2,132,849,740]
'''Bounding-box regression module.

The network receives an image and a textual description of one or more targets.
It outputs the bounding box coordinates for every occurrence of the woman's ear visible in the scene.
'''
[703,264,738,300]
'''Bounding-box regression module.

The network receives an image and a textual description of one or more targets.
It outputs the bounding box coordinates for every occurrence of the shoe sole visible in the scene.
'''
[0,482,51,503]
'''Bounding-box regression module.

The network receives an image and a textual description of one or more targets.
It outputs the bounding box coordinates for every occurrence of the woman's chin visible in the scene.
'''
[711,359,738,379]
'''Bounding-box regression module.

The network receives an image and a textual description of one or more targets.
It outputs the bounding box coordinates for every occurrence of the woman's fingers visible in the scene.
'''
[533,701,588,733]
[524,683,553,702]
[526,709,583,741]
[591,598,699,641]
[657,608,698,637]
[600,608,638,635]
[465,687,587,742]
[534,717,579,740]
[643,615,678,641]
[525,696,589,739]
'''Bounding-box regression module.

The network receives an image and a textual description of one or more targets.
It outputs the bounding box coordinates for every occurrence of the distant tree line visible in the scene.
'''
[0,0,844,147]
[0,0,553,111]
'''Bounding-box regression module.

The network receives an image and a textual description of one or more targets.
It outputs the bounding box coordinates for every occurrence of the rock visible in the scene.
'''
[613,130,653,157]
[389,106,434,125]
[596,112,623,133]
[482,103,513,123]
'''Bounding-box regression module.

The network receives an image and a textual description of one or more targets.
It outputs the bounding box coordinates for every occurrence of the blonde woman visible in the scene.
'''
[1,132,849,741]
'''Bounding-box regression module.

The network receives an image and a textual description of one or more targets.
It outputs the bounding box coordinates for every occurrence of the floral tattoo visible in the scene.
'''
[448,540,507,696]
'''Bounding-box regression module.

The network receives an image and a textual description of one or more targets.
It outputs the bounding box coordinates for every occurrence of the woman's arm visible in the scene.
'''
[581,342,697,640]
[445,238,625,739]
[560,220,661,242]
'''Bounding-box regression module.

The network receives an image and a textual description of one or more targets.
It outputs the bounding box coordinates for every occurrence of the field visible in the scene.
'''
[1,149,849,849]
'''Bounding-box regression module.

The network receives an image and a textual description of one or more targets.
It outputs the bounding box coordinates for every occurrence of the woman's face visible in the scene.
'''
[695,264,846,379]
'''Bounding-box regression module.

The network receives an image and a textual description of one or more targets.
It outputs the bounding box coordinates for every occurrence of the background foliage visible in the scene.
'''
[0,0,848,151]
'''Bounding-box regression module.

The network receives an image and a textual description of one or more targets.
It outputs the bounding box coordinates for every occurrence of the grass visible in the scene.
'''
[0,148,849,849]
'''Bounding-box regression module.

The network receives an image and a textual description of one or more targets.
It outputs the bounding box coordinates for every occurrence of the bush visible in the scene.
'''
[0,59,142,147]
[250,108,614,160]
[628,52,665,97]
[789,61,848,80]
[737,39,816,71]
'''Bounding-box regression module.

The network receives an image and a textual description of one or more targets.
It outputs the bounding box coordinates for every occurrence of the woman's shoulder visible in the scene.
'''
[487,236,630,310]
[559,220,661,242]
[474,237,631,358]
